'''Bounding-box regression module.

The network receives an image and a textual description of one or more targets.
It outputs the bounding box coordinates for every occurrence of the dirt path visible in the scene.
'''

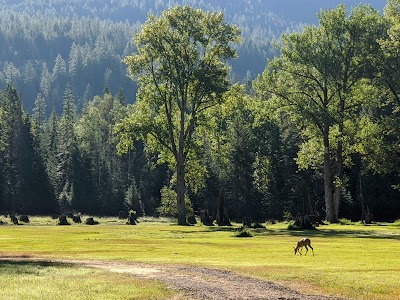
[2,256,348,300]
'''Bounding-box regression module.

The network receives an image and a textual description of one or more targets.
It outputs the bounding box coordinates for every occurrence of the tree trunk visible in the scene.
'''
[333,138,343,223]
[176,154,187,225]
[359,176,366,222]
[302,175,314,216]
[216,188,231,226]
[323,131,336,223]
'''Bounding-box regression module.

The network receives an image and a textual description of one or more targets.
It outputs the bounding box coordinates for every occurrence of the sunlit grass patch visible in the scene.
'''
[0,218,399,300]
[0,260,173,300]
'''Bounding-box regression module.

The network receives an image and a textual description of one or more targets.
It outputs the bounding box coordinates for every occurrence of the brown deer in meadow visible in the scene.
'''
[294,238,314,256]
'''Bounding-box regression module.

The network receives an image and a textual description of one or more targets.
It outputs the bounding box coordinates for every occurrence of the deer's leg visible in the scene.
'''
[305,245,308,255]
[309,245,314,255]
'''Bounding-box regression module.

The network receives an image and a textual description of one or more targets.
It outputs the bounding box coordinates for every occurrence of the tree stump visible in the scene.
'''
[10,215,18,225]
[72,215,82,223]
[85,217,98,225]
[19,215,30,223]
[216,207,231,226]
[365,211,373,224]
[293,214,315,230]
[58,215,70,225]
[187,214,197,225]
[126,215,136,225]
[199,210,213,226]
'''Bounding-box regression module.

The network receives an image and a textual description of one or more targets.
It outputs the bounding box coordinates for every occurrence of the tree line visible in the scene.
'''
[1,2,399,223]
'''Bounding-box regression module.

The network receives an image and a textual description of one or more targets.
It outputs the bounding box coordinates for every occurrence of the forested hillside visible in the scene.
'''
[0,0,386,113]
[0,1,398,224]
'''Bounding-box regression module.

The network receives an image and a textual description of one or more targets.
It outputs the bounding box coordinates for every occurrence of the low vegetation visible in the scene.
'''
[0,217,399,300]
[0,259,173,300]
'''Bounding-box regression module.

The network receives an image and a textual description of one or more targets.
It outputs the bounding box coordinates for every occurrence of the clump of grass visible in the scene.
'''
[393,219,400,226]
[0,261,174,300]
[234,225,253,237]
[339,218,353,225]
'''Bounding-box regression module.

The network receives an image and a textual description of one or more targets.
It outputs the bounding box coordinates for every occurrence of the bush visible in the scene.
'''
[234,226,253,238]
[251,222,265,228]
[157,186,193,218]
[283,211,294,222]
[339,218,353,225]
[124,179,144,216]
[265,219,277,225]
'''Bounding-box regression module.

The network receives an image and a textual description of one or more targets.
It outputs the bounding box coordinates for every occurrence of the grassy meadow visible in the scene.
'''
[0,216,399,300]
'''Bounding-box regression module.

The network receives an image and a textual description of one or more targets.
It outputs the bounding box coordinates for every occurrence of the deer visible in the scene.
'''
[294,238,314,256]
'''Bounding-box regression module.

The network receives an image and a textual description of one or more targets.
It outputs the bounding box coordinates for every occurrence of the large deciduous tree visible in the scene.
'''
[117,6,240,225]
[370,0,400,178]
[254,5,385,223]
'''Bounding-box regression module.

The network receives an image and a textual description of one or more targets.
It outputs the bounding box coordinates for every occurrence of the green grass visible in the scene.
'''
[0,217,399,300]
[0,260,173,300]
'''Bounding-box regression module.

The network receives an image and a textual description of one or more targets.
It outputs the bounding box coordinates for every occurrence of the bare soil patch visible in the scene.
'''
[1,256,348,300]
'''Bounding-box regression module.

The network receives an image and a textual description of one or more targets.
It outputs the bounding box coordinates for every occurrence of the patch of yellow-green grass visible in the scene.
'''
[0,259,173,300]
[0,218,399,300]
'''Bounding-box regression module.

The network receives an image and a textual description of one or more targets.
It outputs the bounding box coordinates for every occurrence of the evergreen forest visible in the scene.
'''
[0,0,399,224]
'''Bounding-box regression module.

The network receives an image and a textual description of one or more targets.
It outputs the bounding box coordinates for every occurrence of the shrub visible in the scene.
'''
[283,211,294,222]
[234,226,253,238]
[339,218,353,225]
[265,219,277,225]
[124,180,144,216]
[157,186,193,218]
[251,222,265,228]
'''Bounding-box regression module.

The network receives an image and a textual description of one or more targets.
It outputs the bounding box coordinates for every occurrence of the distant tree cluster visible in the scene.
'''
[0,0,306,114]
[0,11,138,114]
[0,84,166,215]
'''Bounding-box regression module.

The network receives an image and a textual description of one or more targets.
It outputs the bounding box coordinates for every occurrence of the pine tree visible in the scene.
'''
[55,83,77,211]
[2,83,24,212]
[32,93,47,133]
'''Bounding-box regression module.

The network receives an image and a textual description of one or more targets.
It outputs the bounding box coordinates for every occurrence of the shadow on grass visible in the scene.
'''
[207,226,239,233]
[0,257,74,269]
[152,222,400,241]
[251,226,400,240]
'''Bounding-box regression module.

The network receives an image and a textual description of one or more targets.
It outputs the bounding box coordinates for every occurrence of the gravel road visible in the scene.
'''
[2,256,349,300]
